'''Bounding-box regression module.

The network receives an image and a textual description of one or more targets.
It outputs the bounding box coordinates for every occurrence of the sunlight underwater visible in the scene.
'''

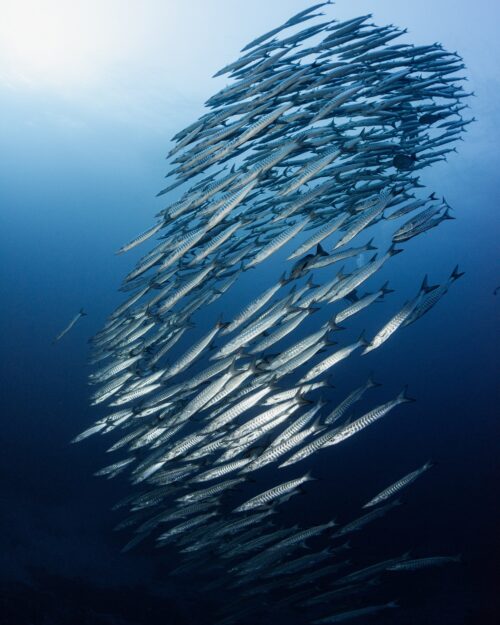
[74,3,471,623]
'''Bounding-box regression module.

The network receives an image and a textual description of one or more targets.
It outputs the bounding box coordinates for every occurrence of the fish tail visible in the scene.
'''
[450,265,465,281]
[367,373,382,388]
[398,386,416,403]
[316,242,329,257]
[388,243,403,257]
[420,275,439,294]
[366,237,377,251]
[381,281,395,296]
[358,330,370,347]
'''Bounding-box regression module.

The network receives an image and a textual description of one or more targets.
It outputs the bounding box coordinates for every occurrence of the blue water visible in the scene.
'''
[1,4,499,625]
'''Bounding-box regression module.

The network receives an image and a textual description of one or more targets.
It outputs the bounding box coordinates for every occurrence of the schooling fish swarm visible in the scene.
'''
[76,2,470,622]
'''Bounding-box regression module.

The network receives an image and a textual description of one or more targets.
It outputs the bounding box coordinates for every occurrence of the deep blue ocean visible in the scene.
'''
[1,3,499,625]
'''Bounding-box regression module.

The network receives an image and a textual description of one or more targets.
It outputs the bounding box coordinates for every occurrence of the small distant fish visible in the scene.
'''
[387,554,462,571]
[362,460,434,508]
[52,308,87,344]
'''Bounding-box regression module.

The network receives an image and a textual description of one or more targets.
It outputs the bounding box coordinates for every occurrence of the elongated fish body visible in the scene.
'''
[201,385,272,435]
[205,180,258,230]
[241,2,331,52]
[387,555,461,571]
[161,319,225,380]
[180,170,240,211]
[386,196,430,220]
[245,218,310,269]
[157,512,218,544]
[213,373,273,409]
[363,461,433,507]
[243,424,319,472]
[127,369,165,391]
[329,245,402,302]
[310,84,365,124]
[335,499,402,537]
[173,367,236,423]
[113,320,154,349]
[335,282,393,324]
[211,301,293,359]
[94,457,134,477]
[89,354,141,383]
[306,239,377,270]
[223,528,292,560]
[325,388,414,447]
[404,265,464,326]
[363,276,436,353]
[272,338,327,378]
[393,207,454,242]
[278,147,341,197]
[270,402,324,448]
[158,226,207,272]
[129,425,169,450]
[232,103,293,146]
[268,521,337,557]
[188,221,241,265]
[217,413,291,463]
[234,474,312,512]
[334,553,410,586]
[223,273,286,335]
[156,264,214,315]
[106,426,147,453]
[110,286,150,320]
[312,601,398,623]
[148,423,186,451]
[124,250,166,284]
[153,500,218,526]
[266,322,335,371]
[273,179,335,222]
[201,367,254,412]
[155,434,206,469]
[324,375,379,425]
[288,213,349,259]
[192,458,251,483]
[147,327,187,369]
[227,400,299,442]
[290,561,349,591]
[235,141,299,190]
[334,189,392,249]
[116,221,164,255]
[184,435,227,462]
[263,546,333,579]
[53,308,87,344]
[110,382,162,407]
[176,477,246,505]
[249,308,310,354]
[213,511,275,542]
[299,335,366,383]
[279,422,346,468]
[90,372,133,405]
[392,202,443,240]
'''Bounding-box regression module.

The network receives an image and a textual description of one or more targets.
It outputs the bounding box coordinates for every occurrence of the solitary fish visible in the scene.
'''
[52,308,87,344]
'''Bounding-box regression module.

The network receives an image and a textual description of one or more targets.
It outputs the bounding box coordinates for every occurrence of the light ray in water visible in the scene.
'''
[76,3,470,622]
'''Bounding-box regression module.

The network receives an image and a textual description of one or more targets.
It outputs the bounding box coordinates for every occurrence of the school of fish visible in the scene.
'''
[75,3,470,622]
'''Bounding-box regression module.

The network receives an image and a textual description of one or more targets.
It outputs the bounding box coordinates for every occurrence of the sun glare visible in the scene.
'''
[0,1,116,89]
